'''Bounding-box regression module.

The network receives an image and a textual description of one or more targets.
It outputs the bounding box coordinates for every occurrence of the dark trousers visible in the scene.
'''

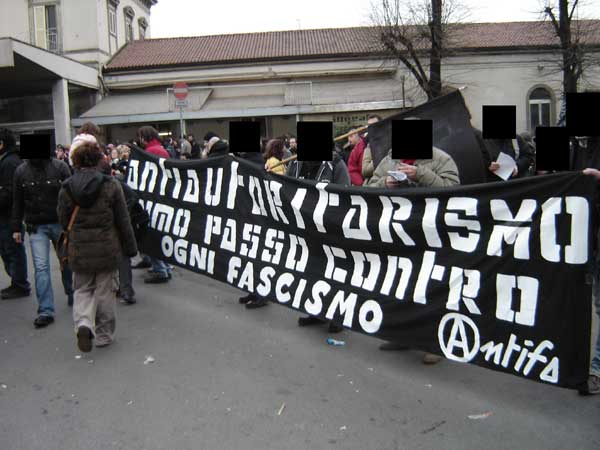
[0,222,30,291]
[118,255,135,298]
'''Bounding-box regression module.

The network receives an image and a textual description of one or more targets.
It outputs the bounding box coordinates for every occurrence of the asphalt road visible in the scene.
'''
[1,251,599,450]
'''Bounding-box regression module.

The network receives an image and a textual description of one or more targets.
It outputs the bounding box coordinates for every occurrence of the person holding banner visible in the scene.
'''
[577,167,600,395]
[287,152,350,333]
[366,146,460,189]
[137,126,172,284]
[367,144,459,364]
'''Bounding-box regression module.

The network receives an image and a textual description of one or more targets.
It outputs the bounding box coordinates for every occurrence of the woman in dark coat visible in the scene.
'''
[57,142,137,352]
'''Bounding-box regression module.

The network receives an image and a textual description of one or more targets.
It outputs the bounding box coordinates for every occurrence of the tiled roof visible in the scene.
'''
[105,20,600,72]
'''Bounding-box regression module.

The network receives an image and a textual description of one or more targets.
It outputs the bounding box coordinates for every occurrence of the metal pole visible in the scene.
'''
[179,106,184,138]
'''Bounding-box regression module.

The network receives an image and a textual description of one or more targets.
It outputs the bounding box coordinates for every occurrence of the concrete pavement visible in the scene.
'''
[0,251,598,450]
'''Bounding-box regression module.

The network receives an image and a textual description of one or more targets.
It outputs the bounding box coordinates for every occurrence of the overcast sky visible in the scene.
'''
[150,0,600,38]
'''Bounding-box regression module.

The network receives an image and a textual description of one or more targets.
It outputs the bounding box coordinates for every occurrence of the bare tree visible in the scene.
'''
[542,0,600,123]
[370,0,467,101]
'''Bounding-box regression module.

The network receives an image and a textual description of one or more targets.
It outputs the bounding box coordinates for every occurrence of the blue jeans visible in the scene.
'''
[0,223,30,291]
[150,257,169,278]
[28,223,73,317]
[591,283,600,375]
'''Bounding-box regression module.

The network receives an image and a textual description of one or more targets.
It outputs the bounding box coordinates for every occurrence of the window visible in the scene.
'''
[107,0,119,54]
[124,6,135,42]
[108,5,117,36]
[528,87,554,131]
[32,4,59,52]
[138,18,148,40]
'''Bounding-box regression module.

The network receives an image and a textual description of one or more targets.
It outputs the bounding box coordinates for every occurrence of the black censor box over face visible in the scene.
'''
[19,134,51,159]
[297,121,333,161]
[535,127,570,172]
[482,105,517,139]
[229,121,261,154]
[128,148,596,389]
[566,92,600,137]
[391,119,433,160]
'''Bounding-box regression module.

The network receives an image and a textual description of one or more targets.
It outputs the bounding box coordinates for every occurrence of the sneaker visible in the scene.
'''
[76,326,94,353]
[578,374,600,395]
[144,273,169,284]
[147,269,172,280]
[422,353,443,365]
[298,316,326,327]
[245,297,269,309]
[379,342,410,351]
[239,293,254,304]
[1,285,13,294]
[132,260,152,269]
[1,286,31,300]
[327,322,344,333]
[34,315,54,328]
[95,339,113,348]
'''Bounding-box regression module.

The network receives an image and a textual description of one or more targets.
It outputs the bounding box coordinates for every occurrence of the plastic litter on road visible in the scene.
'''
[468,412,493,420]
[327,338,345,346]
[143,355,155,365]
[277,402,286,416]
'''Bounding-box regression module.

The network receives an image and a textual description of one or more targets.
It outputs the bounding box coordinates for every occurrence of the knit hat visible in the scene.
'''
[207,136,220,152]
[70,133,98,166]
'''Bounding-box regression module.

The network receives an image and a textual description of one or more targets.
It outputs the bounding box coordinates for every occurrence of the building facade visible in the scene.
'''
[75,22,600,144]
[0,0,156,146]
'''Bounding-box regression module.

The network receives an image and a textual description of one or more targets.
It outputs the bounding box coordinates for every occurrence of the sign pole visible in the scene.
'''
[179,105,185,139]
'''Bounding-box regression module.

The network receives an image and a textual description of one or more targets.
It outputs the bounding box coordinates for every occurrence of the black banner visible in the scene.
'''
[129,149,595,389]
[368,90,487,185]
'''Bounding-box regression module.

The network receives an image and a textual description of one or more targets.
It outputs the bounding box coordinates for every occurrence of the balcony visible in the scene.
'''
[47,28,58,53]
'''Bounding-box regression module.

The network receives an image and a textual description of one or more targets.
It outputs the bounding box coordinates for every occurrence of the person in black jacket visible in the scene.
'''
[286,151,350,333]
[0,129,30,300]
[481,134,535,182]
[11,140,74,328]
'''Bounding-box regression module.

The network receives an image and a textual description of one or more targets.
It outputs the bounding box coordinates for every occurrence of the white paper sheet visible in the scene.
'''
[495,152,517,180]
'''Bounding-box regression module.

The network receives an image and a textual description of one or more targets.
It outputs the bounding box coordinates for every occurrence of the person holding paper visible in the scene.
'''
[481,134,535,181]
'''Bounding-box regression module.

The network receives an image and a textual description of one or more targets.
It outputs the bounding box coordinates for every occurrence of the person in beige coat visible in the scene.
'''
[366,145,459,364]
[365,146,460,189]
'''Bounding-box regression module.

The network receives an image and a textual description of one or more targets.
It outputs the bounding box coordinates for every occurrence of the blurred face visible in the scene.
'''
[348,131,360,146]
[121,148,130,160]
[111,148,119,160]
[289,138,297,150]
[367,116,380,125]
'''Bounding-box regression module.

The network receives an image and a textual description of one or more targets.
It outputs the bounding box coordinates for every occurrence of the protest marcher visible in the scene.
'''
[58,142,137,352]
[180,135,192,156]
[361,114,382,182]
[206,137,227,158]
[283,136,297,160]
[264,138,286,175]
[367,142,459,364]
[0,129,30,300]
[366,145,460,189]
[137,126,171,283]
[569,136,600,395]
[347,128,367,186]
[287,151,350,332]
[578,166,600,395]
[97,160,138,305]
[482,134,535,182]
[12,133,74,327]
[188,134,201,159]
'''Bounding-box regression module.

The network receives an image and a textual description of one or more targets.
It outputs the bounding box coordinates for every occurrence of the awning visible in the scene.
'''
[0,38,99,97]
[73,81,407,126]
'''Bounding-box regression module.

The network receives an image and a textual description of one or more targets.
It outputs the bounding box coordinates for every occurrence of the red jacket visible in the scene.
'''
[145,139,170,158]
[348,138,366,186]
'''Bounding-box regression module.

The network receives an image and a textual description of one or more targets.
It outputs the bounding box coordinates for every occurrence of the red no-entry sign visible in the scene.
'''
[173,82,189,100]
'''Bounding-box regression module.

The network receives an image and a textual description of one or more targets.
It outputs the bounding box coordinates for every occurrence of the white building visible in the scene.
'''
[0,0,156,145]
[75,21,600,144]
